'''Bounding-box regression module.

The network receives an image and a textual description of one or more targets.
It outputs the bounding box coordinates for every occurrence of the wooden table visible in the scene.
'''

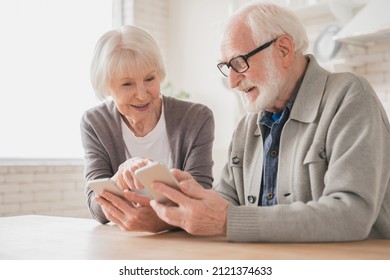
[0,215,389,260]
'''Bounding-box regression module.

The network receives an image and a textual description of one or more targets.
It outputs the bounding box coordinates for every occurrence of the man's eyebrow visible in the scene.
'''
[221,49,242,63]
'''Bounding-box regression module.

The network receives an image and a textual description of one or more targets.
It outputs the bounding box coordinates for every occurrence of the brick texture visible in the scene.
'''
[0,163,90,218]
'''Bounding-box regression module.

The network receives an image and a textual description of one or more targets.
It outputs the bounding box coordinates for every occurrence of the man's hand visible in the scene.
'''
[149,169,229,236]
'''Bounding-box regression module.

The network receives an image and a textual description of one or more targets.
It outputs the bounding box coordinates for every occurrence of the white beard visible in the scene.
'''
[237,56,285,113]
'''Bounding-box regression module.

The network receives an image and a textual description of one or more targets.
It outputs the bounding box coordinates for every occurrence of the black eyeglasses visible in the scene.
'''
[217,38,277,77]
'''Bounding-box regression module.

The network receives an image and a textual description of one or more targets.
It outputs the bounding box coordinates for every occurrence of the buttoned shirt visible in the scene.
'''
[259,88,299,206]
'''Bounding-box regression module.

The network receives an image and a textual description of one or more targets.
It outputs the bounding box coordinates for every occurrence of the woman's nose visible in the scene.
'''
[135,84,148,99]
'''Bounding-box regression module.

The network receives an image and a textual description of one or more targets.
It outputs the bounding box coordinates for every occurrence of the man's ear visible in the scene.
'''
[274,35,294,67]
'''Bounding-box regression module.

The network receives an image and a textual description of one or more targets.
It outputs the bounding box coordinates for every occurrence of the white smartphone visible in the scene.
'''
[87,178,125,198]
[134,161,180,204]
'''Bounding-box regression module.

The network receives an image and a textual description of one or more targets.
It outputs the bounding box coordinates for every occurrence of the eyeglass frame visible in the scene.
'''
[217,38,277,77]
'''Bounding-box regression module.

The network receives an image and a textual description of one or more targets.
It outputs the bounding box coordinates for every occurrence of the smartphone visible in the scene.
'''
[87,178,125,198]
[134,162,180,204]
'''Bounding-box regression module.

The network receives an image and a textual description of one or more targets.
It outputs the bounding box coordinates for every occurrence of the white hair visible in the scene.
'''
[90,25,166,100]
[230,2,308,54]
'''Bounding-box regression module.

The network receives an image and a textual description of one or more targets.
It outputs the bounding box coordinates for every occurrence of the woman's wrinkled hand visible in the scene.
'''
[111,157,154,191]
[95,189,175,233]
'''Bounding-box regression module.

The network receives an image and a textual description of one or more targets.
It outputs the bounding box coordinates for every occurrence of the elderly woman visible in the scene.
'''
[80,25,214,233]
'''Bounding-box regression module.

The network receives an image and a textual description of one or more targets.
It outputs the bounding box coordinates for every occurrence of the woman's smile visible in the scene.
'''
[131,103,150,111]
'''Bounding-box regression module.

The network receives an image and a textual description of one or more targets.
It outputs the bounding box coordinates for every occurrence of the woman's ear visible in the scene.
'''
[274,35,294,67]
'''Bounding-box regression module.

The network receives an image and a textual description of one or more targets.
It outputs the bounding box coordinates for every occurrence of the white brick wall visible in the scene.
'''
[0,162,90,218]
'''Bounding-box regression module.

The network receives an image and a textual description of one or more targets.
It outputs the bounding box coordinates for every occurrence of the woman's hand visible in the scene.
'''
[111,157,154,191]
[95,189,175,233]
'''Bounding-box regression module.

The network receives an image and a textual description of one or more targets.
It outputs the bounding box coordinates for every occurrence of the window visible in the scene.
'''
[0,0,113,159]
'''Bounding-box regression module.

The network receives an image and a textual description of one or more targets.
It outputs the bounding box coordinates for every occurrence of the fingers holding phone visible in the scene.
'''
[134,162,181,204]
[88,178,172,232]
[123,189,151,207]
[112,157,155,191]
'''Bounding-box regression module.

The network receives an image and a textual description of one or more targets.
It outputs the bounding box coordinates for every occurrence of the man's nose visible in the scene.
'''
[228,68,244,89]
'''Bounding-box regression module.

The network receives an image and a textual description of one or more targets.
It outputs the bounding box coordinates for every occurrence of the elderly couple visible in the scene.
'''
[81,2,390,242]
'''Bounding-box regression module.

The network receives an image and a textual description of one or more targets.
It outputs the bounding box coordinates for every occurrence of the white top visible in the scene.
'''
[121,105,172,168]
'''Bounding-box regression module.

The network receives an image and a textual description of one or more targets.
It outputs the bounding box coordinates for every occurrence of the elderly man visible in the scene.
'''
[149,2,390,242]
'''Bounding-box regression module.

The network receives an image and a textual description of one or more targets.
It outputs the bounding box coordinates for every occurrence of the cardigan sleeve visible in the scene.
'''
[80,111,114,224]
[181,105,215,189]
[164,96,215,189]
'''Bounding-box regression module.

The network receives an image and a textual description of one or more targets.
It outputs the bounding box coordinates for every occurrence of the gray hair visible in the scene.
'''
[231,2,308,54]
[90,25,166,100]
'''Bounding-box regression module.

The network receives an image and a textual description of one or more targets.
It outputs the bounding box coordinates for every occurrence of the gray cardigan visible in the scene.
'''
[81,96,215,223]
[215,55,390,242]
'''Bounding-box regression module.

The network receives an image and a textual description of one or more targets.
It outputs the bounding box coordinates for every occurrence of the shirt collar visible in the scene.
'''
[259,77,302,127]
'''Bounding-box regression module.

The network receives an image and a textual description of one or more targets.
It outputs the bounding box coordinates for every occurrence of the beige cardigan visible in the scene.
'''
[81,96,215,224]
[215,55,390,242]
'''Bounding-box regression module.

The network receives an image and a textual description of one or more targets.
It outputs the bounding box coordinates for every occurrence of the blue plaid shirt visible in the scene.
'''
[258,90,299,206]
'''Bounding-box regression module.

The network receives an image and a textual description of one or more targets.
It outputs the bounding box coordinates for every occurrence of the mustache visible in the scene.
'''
[236,79,258,92]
